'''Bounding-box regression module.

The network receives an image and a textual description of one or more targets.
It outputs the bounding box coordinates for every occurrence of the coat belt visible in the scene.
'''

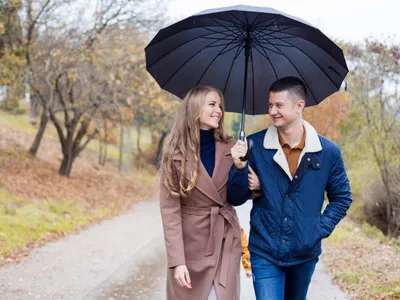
[181,204,238,287]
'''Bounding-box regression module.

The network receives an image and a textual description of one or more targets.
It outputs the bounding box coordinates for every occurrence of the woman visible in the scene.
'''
[160,86,242,300]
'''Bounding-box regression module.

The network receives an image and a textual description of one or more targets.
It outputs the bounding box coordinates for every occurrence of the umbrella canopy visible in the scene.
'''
[145,5,348,117]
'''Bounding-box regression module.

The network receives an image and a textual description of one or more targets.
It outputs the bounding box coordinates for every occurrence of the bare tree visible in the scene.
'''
[344,39,400,237]
[26,0,169,176]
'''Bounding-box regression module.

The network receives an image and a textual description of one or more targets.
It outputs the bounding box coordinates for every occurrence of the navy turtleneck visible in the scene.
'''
[200,129,215,177]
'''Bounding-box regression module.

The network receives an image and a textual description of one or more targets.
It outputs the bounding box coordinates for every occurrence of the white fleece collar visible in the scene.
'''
[263,120,322,152]
[262,120,322,180]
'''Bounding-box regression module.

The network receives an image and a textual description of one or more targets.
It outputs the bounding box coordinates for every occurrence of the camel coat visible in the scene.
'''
[160,139,242,300]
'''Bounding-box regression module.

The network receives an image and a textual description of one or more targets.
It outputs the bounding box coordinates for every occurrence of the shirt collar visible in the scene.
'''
[278,127,306,150]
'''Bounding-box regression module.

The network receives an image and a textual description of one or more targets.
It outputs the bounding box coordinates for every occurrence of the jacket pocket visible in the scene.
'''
[292,216,322,258]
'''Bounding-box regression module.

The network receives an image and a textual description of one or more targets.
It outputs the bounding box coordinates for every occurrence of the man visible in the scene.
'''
[228,77,352,300]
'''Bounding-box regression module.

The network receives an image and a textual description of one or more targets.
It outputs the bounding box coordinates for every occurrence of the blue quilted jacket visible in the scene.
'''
[228,121,352,266]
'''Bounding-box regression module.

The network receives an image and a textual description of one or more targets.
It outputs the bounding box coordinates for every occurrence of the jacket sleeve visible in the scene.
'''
[227,163,250,206]
[241,228,251,271]
[248,156,262,200]
[160,169,186,268]
[321,146,352,238]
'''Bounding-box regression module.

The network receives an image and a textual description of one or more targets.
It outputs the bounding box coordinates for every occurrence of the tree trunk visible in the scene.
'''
[136,124,142,155]
[59,137,74,177]
[29,108,48,156]
[125,124,132,175]
[119,124,124,172]
[99,138,104,165]
[29,93,39,125]
[155,131,167,169]
[101,120,109,166]
[103,141,108,166]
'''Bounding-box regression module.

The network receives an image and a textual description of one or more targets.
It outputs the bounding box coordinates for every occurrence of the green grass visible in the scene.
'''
[372,284,400,298]
[326,222,393,249]
[334,271,400,298]
[0,111,59,138]
[0,113,38,134]
[334,272,361,285]
[0,190,110,257]
[326,223,362,247]
[361,222,389,244]
[0,111,153,162]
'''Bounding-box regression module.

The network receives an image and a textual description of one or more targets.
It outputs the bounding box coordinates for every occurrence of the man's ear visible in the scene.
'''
[297,100,305,113]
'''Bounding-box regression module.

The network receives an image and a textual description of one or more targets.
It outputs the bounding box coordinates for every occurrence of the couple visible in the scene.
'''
[159,77,352,300]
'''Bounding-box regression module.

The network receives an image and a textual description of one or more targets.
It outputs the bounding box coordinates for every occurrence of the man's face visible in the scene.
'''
[268,91,304,128]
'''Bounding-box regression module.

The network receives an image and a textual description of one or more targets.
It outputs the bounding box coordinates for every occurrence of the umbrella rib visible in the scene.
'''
[255,25,347,71]
[147,29,241,69]
[219,42,244,55]
[252,24,294,40]
[257,34,341,89]
[225,12,246,27]
[251,43,279,80]
[208,15,245,27]
[209,17,245,39]
[205,41,241,49]
[223,41,245,94]
[146,24,240,49]
[252,16,282,32]
[201,24,242,40]
[253,36,319,104]
[255,35,294,47]
[195,41,239,86]
[277,38,341,89]
[280,34,348,69]
[225,13,246,36]
[259,24,348,70]
[250,13,263,27]
[284,56,319,105]
[253,16,281,28]
[253,41,286,56]
[160,37,237,88]
[227,15,246,25]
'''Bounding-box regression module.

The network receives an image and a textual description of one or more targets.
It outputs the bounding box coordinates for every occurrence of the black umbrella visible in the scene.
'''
[145,5,348,157]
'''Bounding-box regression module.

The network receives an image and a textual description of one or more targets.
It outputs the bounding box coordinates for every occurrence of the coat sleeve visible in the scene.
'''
[160,168,186,268]
[321,146,352,238]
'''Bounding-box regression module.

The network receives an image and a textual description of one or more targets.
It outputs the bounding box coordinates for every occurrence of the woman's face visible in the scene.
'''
[199,91,223,130]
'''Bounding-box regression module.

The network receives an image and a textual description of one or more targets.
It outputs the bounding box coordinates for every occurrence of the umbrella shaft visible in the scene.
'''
[240,30,251,141]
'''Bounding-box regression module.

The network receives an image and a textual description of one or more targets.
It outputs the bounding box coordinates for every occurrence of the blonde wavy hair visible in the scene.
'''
[161,85,231,198]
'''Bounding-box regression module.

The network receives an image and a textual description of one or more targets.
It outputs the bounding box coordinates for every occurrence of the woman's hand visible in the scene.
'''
[231,139,248,169]
[174,265,192,289]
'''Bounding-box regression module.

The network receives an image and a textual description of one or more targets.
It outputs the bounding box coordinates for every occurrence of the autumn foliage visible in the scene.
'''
[303,91,352,141]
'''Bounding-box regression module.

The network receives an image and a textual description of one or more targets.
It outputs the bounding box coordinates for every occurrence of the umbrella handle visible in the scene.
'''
[240,139,253,162]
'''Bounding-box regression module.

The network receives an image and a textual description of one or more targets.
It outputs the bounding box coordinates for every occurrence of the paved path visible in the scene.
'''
[0,198,348,299]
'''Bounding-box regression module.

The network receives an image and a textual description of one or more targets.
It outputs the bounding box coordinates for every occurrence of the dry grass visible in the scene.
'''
[0,120,158,265]
[322,219,400,299]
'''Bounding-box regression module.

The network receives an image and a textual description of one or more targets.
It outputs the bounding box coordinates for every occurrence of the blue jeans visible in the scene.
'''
[251,254,318,300]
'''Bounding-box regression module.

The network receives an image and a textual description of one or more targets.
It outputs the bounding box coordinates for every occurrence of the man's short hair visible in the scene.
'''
[269,77,307,101]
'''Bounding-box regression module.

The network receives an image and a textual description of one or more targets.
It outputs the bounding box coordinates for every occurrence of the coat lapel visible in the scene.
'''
[212,140,233,193]
[185,157,223,205]
[174,141,233,206]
